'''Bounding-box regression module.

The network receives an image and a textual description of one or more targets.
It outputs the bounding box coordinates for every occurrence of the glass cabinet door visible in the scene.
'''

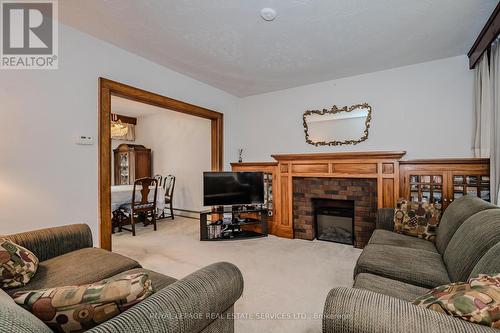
[263,172,273,215]
[453,174,490,202]
[409,174,443,204]
[119,152,130,185]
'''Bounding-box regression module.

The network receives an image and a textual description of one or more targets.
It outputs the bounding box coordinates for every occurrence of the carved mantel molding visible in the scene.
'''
[272,151,407,161]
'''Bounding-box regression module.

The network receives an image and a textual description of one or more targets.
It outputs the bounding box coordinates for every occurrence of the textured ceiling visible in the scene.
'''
[60,0,497,97]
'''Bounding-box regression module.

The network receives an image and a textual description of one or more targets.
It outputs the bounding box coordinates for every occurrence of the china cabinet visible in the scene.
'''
[113,144,151,185]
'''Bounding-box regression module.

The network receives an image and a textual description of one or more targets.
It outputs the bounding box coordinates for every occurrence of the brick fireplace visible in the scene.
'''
[292,177,378,248]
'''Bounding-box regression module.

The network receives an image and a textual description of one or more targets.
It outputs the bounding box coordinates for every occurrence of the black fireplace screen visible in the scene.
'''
[313,199,354,245]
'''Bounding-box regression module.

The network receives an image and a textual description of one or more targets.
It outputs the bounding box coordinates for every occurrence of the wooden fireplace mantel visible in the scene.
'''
[268,151,406,238]
[232,152,490,244]
[271,151,407,161]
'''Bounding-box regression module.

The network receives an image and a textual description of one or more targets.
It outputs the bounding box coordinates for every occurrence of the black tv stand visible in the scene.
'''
[200,207,268,241]
[231,204,264,211]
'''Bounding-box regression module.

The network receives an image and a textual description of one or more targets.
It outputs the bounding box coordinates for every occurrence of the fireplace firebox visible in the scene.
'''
[312,198,354,245]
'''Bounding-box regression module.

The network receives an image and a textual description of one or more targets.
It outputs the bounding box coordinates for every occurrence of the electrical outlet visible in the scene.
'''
[77,135,94,145]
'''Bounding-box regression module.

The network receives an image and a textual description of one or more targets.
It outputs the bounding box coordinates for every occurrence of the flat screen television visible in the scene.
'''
[203,172,264,206]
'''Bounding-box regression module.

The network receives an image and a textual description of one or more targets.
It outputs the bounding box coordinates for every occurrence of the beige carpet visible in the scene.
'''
[113,217,361,333]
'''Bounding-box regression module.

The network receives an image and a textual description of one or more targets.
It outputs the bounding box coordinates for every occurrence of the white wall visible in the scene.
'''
[0,20,474,241]
[137,112,211,212]
[233,56,474,162]
[0,23,238,239]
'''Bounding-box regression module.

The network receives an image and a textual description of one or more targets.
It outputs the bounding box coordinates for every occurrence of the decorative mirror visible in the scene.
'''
[303,103,372,146]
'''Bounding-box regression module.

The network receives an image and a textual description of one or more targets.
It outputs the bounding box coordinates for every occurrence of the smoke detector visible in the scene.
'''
[260,8,277,21]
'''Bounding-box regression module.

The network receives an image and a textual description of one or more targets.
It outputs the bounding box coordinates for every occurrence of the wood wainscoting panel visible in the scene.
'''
[382,178,395,208]
[382,163,394,174]
[277,175,293,238]
[291,163,329,173]
[333,163,377,174]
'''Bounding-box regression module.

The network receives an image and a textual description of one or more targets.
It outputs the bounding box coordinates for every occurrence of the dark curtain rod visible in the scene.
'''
[468,2,500,69]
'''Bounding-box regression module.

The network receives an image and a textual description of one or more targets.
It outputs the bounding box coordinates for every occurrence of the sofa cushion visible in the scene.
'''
[470,242,500,278]
[5,247,141,296]
[122,268,177,291]
[435,195,498,254]
[393,200,441,241]
[354,273,430,302]
[368,229,438,253]
[443,209,500,282]
[0,238,39,288]
[354,244,450,288]
[0,287,52,333]
[4,224,93,262]
[413,274,500,329]
[12,272,154,333]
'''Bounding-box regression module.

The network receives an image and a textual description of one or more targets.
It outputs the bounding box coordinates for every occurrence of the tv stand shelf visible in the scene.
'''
[200,207,268,241]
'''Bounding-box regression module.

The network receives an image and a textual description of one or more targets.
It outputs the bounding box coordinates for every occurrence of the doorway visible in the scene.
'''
[99,78,223,250]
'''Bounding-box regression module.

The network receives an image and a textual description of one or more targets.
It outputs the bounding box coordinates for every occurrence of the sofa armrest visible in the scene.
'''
[323,287,497,333]
[87,262,244,333]
[376,208,395,231]
[3,224,93,262]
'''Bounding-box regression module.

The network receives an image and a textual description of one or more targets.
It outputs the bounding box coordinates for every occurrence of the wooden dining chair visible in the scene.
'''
[154,174,163,186]
[162,175,176,219]
[119,177,158,236]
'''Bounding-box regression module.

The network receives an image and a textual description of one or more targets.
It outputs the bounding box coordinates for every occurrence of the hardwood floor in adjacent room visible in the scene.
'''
[113,217,361,333]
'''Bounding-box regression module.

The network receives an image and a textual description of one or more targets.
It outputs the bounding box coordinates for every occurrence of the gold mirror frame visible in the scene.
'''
[303,103,372,146]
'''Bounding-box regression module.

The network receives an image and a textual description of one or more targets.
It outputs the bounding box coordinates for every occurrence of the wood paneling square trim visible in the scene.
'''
[382,163,394,174]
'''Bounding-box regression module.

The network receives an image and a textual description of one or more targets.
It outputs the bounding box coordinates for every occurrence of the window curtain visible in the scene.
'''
[474,37,500,204]
[491,38,500,204]
[473,53,491,158]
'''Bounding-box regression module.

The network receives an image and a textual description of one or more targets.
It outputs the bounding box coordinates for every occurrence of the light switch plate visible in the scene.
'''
[77,135,94,145]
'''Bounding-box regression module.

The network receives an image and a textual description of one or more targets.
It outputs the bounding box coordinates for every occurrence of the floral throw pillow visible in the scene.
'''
[12,272,154,333]
[413,274,500,328]
[393,199,441,241]
[0,238,39,288]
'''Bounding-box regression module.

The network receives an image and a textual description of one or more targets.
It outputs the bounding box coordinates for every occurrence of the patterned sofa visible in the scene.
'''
[0,224,243,333]
[323,195,500,333]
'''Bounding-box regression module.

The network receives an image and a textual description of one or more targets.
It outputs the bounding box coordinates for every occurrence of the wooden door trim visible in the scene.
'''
[99,78,223,250]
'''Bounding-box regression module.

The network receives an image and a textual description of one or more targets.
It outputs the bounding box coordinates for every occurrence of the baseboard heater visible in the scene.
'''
[171,208,199,219]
